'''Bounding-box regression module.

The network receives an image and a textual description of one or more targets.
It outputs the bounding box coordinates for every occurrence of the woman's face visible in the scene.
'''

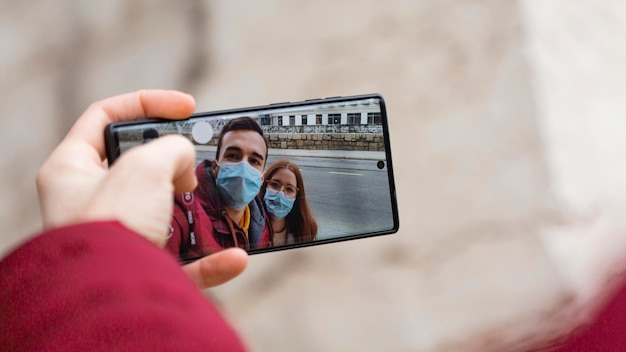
[267,168,298,198]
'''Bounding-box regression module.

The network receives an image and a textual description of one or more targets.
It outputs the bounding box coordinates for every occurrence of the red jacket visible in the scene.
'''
[0,221,246,351]
[546,279,626,351]
[167,160,272,262]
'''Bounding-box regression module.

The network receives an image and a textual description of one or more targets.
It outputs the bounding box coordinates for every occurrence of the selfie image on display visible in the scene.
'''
[105,94,399,263]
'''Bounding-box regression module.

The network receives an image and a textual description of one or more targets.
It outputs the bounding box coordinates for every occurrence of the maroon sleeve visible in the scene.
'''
[167,199,187,257]
[0,221,247,352]
[547,280,626,351]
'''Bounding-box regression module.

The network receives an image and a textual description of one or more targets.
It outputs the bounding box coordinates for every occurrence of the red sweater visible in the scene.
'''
[0,221,246,351]
[4,221,626,351]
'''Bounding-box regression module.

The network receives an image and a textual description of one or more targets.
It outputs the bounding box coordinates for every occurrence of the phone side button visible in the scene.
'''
[324,96,342,99]
[269,102,290,105]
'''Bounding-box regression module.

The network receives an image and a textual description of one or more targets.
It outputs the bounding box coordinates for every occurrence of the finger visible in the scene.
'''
[182,248,249,289]
[66,90,196,160]
[36,139,107,231]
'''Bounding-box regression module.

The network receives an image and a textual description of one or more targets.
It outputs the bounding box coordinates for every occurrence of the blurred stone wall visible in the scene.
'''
[265,133,385,151]
[2,0,626,351]
[1,0,210,249]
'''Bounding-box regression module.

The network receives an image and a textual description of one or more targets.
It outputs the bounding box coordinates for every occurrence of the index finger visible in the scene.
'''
[66,89,196,160]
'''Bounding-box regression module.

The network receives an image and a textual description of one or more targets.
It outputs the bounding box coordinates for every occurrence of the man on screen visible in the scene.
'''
[166,116,272,260]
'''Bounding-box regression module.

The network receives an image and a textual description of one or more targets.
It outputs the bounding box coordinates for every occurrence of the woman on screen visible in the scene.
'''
[260,159,317,246]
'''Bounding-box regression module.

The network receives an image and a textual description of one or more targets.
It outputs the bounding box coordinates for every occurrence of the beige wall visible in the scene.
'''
[1,1,625,351]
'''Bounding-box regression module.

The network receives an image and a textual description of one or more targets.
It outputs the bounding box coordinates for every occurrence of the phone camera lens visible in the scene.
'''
[142,128,159,144]
[377,160,385,170]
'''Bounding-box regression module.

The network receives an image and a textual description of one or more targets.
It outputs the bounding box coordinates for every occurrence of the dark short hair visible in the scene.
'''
[215,116,268,162]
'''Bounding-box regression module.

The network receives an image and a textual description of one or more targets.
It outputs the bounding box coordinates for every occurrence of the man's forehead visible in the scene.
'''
[221,130,267,155]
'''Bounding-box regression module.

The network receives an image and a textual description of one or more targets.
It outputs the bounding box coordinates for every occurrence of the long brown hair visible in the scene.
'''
[260,159,318,243]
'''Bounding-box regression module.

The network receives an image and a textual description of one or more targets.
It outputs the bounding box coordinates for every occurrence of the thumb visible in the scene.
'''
[80,135,197,246]
[150,135,198,194]
[183,248,249,289]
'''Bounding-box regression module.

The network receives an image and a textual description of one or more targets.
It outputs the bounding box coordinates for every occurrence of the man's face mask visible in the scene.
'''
[215,161,263,209]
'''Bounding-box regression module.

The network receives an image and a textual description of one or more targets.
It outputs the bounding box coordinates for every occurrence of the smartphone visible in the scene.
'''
[105,94,399,263]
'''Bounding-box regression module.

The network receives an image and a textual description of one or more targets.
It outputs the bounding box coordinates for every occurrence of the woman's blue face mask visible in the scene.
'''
[264,189,295,220]
[215,161,263,209]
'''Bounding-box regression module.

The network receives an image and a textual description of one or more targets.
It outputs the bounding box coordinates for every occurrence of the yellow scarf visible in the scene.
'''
[238,206,251,237]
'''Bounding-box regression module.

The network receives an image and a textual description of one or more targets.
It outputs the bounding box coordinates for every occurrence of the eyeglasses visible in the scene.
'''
[265,179,299,199]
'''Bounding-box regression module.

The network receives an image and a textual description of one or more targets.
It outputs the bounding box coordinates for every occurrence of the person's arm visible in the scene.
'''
[0,221,246,351]
[547,279,626,351]
[1,90,249,350]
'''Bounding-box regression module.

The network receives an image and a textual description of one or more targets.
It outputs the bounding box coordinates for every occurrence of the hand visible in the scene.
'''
[37,90,197,244]
[36,89,248,288]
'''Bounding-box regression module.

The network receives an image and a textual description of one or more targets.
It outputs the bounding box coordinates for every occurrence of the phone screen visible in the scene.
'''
[105,94,399,262]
